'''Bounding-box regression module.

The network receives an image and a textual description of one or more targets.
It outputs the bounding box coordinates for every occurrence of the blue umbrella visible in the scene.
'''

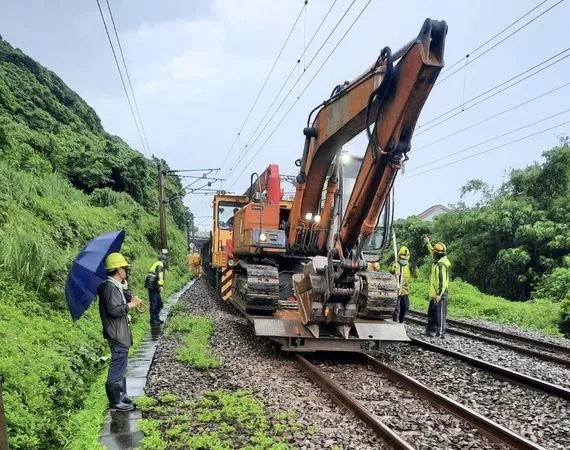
[65,230,125,321]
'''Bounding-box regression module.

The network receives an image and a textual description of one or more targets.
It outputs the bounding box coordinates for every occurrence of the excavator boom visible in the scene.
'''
[288,19,447,254]
[211,19,448,351]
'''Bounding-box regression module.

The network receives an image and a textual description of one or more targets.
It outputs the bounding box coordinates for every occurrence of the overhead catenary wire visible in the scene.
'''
[197,217,213,226]
[226,0,372,188]
[409,107,570,173]
[435,0,565,86]
[219,1,307,168]
[225,0,360,182]
[168,168,221,173]
[95,0,148,156]
[224,0,353,185]
[440,0,549,75]
[416,47,570,134]
[403,119,570,180]
[224,0,340,178]
[104,0,151,154]
[415,81,570,151]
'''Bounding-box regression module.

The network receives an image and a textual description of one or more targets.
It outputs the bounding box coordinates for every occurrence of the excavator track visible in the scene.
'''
[235,263,280,315]
[358,270,398,319]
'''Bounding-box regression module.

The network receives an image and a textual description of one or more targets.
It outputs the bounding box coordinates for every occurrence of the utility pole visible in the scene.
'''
[185,220,191,248]
[157,162,168,253]
[0,376,8,450]
[159,167,223,254]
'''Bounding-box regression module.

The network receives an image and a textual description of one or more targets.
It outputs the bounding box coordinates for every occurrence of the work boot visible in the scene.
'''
[105,382,134,411]
[120,377,133,405]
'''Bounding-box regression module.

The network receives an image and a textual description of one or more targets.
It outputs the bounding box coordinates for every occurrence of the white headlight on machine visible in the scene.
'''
[314,214,321,224]
[305,212,313,221]
[259,233,267,242]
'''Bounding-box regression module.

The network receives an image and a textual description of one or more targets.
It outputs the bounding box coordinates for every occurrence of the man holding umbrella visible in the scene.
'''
[98,252,142,411]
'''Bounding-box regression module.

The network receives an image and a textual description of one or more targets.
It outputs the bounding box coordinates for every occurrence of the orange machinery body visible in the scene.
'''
[232,164,290,256]
[210,194,249,270]
[206,19,447,352]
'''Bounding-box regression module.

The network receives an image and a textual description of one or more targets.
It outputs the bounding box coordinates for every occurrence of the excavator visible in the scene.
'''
[204,19,447,351]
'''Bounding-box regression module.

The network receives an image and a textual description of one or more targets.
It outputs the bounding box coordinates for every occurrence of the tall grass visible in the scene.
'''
[0,163,192,449]
[408,274,562,336]
[0,229,60,294]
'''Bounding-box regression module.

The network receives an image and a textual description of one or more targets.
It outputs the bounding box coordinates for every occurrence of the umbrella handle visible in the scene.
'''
[135,300,148,314]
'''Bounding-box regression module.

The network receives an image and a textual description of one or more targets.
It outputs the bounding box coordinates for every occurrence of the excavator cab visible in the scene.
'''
[339,154,392,263]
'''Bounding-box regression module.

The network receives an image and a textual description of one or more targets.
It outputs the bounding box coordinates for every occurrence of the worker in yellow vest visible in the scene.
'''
[388,246,419,323]
[191,253,201,277]
[145,254,166,325]
[424,236,451,338]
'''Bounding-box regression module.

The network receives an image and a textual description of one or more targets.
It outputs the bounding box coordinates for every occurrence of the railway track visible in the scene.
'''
[410,337,570,401]
[296,353,546,450]
[407,311,570,367]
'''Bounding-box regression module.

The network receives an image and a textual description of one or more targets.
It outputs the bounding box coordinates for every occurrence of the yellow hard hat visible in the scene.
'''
[105,252,129,270]
[398,246,410,259]
[433,242,447,253]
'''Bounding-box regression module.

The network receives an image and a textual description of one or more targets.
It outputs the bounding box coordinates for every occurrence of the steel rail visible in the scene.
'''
[295,355,414,450]
[365,354,546,450]
[408,310,570,356]
[405,316,570,368]
[411,338,570,401]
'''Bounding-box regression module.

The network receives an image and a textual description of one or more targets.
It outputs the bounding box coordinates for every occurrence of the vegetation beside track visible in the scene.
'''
[137,390,307,450]
[0,36,194,449]
[391,139,570,337]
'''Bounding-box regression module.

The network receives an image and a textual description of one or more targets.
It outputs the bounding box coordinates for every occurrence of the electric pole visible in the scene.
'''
[185,220,191,248]
[157,162,168,252]
[158,166,224,254]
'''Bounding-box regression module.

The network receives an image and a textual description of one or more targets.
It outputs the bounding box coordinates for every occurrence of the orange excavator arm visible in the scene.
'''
[287,19,447,255]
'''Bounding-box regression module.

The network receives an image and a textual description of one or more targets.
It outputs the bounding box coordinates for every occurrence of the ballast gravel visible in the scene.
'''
[405,322,570,388]
[145,278,386,449]
[313,359,504,449]
[145,278,570,449]
[374,341,570,449]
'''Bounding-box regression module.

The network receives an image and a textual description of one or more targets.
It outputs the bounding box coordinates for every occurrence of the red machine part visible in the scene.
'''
[243,164,282,205]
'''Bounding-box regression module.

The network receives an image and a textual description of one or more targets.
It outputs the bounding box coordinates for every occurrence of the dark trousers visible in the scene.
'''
[426,293,448,336]
[107,340,129,384]
[148,289,162,322]
[392,294,410,323]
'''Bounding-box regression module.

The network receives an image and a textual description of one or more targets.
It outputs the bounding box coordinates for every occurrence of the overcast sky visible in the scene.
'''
[2,0,569,229]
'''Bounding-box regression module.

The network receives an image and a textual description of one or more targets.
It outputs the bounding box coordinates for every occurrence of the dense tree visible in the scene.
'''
[394,139,570,333]
[0,36,194,234]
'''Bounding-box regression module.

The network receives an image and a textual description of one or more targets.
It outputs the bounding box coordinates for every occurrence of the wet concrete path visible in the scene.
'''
[98,279,194,449]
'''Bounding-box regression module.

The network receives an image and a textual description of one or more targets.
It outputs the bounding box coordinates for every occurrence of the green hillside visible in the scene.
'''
[0,36,192,449]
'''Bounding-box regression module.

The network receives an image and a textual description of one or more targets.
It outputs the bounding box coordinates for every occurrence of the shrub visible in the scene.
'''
[0,164,192,449]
